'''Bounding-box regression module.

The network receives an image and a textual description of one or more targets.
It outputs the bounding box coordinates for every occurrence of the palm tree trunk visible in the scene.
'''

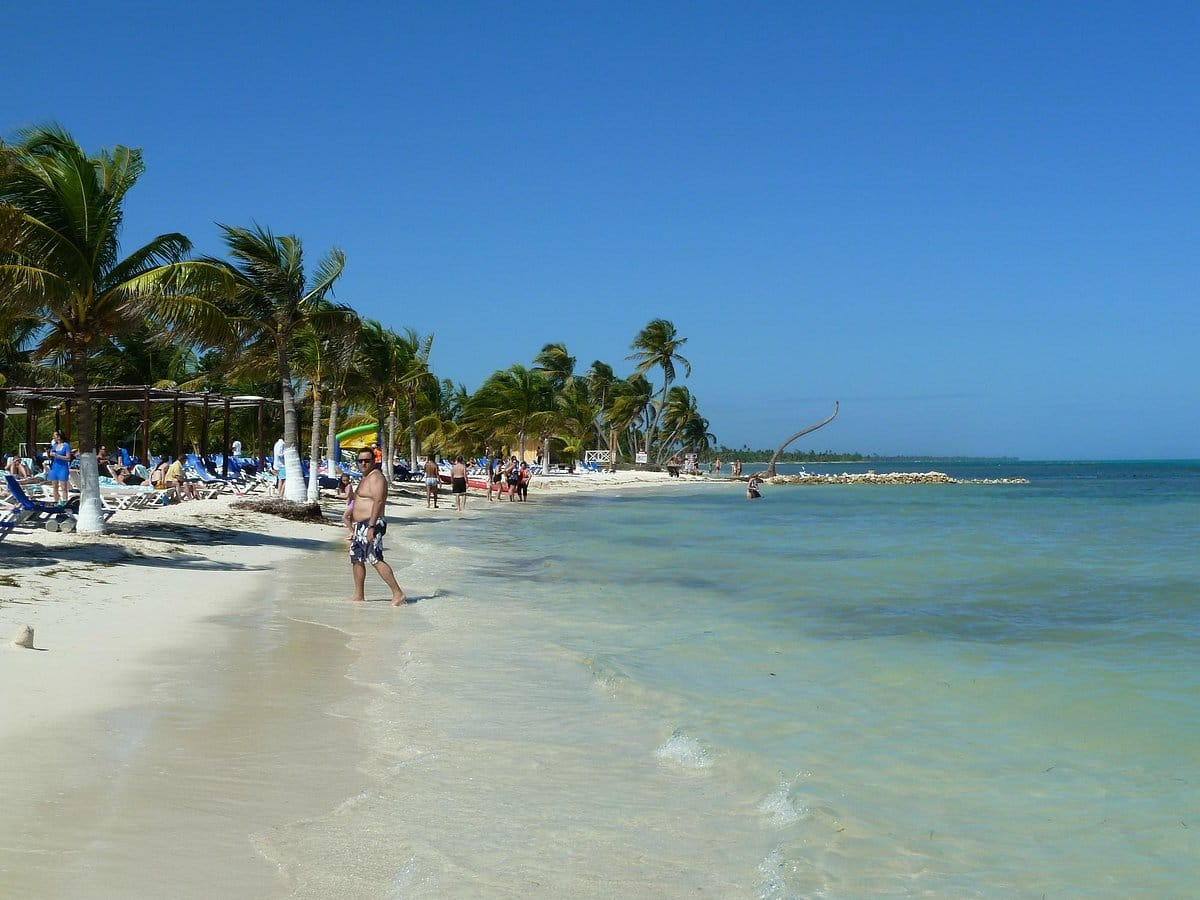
[646,385,669,465]
[70,346,106,534]
[387,406,397,482]
[306,385,322,502]
[325,395,340,469]
[277,339,306,502]
[406,393,419,474]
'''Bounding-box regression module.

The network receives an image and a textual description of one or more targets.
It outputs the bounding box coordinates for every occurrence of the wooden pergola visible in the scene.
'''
[1,386,279,477]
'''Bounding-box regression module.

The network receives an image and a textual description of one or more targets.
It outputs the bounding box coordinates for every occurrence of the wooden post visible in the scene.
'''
[27,401,38,462]
[257,400,265,470]
[200,393,210,462]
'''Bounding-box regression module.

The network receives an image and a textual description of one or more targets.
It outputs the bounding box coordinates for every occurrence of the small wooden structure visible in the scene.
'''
[0,386,278,477]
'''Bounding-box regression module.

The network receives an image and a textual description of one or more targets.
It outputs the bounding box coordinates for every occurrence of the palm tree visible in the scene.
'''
[679,413,717,457]
[465,365,555,462]
[416,378,471,458]
[320,320,361,468]
[395,328,436,473]
[605,373,653,465]
[657,385,699,455]
[554,380,600,470]
[626,318,691,464]
[532,342,576,391]
[291,305,360,501]
[0,310,43,448]
[532,342,578,467]
[211,223,347,501]
[0,125,231,531]
[351,320,405,473]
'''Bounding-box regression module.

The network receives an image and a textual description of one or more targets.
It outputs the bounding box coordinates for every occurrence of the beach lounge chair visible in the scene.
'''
[0,501,25,540]
[186,454,240,495]
[98,483,165,510]
[3,474,114,530]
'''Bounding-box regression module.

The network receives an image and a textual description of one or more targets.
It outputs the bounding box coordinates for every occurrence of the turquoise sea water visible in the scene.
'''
[266,460,1199,897]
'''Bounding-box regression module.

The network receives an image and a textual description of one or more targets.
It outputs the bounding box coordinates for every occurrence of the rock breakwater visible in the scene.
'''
[759,471,1029,486]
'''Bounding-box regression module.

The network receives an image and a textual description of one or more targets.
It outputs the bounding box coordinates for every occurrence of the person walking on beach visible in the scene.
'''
[505,456,520,501]
[348,449,407,606]
[47,431,71,503]
[272,436,286,497]
[517,461,532,501]
[485,454,496,501]
[451,455,469,513]
[423,456,440,508]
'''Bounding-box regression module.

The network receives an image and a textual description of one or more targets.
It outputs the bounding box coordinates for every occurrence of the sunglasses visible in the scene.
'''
[357,457,374,464]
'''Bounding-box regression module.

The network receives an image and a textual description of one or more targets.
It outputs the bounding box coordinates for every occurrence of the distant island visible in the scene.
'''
[711,447,1019,464]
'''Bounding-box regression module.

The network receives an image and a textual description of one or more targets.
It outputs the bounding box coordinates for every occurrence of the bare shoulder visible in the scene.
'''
[365,468,388,496]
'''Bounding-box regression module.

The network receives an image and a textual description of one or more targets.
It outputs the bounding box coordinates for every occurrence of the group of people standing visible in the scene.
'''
[486,453,532,503]
[418,451,532,511]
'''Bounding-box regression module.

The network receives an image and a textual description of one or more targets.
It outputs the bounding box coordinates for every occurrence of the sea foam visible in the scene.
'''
[654,729,712,770]
[758,776,807,828]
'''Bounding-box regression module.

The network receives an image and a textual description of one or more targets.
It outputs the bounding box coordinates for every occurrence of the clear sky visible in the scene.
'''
[5,1,1197,458]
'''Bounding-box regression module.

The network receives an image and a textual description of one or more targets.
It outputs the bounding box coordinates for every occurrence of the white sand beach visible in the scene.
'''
[0,469,693,731]
[0,469,710,896]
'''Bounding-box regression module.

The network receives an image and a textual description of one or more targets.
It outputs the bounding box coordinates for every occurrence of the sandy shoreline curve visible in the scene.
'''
[0,470,694,744]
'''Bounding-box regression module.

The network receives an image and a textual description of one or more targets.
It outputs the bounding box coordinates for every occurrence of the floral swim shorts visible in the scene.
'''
[349,517,386,565]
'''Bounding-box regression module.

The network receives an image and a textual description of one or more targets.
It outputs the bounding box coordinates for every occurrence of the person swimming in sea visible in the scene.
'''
[746,475,763,500]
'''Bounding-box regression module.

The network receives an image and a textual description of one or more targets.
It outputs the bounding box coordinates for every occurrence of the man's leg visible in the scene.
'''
[374,561,408,606]
[349,561,367,601]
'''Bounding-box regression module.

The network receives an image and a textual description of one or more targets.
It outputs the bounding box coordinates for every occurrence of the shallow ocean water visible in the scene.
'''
[266,460,1199,897]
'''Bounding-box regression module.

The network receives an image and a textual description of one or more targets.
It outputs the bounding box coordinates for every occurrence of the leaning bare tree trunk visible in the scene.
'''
[764,402,840,477]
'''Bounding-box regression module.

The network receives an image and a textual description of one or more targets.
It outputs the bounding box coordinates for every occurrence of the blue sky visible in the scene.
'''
[5,1,1197,458]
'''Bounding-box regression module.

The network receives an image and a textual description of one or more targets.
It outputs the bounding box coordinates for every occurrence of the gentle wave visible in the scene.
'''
[655,729,713,770]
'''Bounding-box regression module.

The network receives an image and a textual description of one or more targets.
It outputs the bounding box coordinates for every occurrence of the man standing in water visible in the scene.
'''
[348,450,408,606]
[423,455,440,508]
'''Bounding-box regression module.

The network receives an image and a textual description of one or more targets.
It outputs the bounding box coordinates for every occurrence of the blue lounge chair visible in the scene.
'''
[186,454,236,491]
[3,474,114,530]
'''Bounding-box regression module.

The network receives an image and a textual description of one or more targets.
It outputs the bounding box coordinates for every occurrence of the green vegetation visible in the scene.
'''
[1,124,718,529]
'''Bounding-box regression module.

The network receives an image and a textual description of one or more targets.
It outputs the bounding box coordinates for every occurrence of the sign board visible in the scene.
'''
[635,451,648,465]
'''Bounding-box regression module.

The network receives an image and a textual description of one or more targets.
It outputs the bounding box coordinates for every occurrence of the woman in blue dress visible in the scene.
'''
[47,430,71,503]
